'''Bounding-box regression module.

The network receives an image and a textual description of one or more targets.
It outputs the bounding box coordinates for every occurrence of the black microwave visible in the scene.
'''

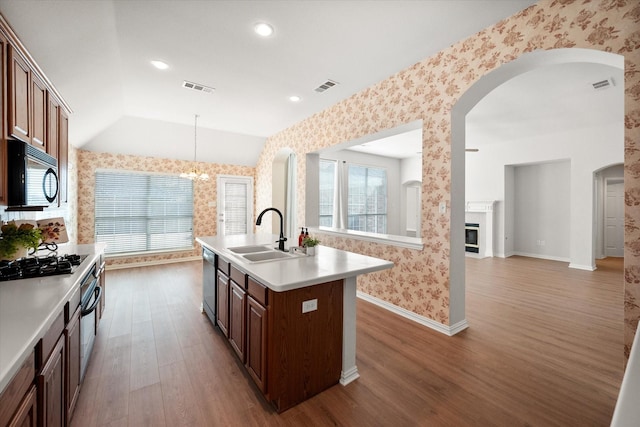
[7,139,59,209]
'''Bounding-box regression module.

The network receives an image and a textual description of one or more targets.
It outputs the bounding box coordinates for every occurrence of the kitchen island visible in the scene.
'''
[196,234,393,412]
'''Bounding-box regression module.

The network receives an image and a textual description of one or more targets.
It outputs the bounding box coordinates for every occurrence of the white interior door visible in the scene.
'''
[604,179,624,257]
[217,175,253,236]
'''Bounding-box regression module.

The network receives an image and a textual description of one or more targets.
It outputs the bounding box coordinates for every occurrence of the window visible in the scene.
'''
[348,165,387,233]
[95,171,194,255]
[319,160,336,227]
[319,160,388,233]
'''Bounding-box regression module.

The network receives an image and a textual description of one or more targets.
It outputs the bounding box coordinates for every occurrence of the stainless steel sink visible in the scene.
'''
[227,245,274,254]
[225,244,306,263]
[242,251,298,262]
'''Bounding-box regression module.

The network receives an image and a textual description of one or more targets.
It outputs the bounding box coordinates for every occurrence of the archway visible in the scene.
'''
[449,48,624,326]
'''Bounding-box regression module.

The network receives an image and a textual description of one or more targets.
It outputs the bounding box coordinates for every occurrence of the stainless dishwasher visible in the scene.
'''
[202,248,216,325]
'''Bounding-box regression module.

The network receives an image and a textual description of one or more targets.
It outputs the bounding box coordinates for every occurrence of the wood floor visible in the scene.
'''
[70,256,624,426]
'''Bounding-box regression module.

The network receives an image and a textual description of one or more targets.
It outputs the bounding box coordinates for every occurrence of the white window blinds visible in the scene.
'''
[223,181,249,235]
[95,171,194,255]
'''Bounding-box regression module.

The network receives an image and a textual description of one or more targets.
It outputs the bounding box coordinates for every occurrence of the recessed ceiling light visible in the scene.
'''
[151,60,169,70]
[254,22,274,37]
[289,95,301,102]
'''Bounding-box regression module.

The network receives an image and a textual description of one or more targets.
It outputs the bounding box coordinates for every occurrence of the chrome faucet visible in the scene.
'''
[256,207,287,251]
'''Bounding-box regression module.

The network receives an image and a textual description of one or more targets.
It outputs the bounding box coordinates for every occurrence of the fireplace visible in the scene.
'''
[465,223,479,253]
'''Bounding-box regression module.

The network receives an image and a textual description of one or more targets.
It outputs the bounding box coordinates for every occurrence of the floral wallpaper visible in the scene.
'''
[255,0,640,356]
[76,150,255,267]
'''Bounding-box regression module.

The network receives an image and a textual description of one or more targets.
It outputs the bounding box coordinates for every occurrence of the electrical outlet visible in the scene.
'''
[302,299,318,313]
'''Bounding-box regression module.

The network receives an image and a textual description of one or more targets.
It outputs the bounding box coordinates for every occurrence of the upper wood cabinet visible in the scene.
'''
[1,15,72,207]
[31,73,47,150]
[47,95,59,160]
[0,31,7,205]
[7,45,31,143]
[57,109,68,206]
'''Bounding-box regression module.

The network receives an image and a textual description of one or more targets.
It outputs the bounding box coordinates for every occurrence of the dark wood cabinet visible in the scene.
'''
[7,45,31,143]
[65,307,80,424]
[204,252,345,413]
[37,335,65,427]
[30,73,47,151]
[216,270,229,338]
[0,31,7,205]
[229,281,246,361]
[1,16,71,208]
[0,351,35,427]
[57,109,68,205]
[46,94,59,160]
[265,279,343,412]
[246,295,267,393]
[8,385,37,427]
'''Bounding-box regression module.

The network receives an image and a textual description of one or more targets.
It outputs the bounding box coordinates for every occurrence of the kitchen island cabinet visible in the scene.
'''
[196,234,393,412]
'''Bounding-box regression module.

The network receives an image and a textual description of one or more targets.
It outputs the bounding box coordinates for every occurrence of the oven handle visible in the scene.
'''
[92,262,105,279]
[81,286,102,317]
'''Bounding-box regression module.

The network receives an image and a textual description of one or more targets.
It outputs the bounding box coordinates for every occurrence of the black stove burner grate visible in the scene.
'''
[0,254,87,282]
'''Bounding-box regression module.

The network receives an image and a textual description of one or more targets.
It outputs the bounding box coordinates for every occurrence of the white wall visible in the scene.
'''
[513,161,571,260]
[400,155,422,184]
[466,121,623,269]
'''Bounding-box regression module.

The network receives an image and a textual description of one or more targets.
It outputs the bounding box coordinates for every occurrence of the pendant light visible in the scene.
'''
[180,114,209,181]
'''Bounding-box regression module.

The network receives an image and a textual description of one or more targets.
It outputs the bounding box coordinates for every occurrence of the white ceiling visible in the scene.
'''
[0,0,540,165]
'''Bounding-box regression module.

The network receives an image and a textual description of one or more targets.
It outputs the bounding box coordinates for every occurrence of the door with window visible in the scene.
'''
[217,176,253,236]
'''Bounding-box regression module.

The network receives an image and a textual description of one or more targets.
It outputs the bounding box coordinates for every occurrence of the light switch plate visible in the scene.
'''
[439,202,447,214]
[302,299,318,313]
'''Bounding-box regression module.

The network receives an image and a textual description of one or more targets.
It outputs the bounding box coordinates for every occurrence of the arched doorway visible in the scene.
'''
[449,48,624,325]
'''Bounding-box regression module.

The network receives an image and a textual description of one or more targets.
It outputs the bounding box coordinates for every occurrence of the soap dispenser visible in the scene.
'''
[298,227,305,247]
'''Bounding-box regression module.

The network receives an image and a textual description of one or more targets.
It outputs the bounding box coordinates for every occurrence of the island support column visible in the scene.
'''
[340,276,359,385]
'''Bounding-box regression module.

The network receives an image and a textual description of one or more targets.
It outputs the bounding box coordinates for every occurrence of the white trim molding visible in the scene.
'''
[357,291,469,336]
[106,256,202,270]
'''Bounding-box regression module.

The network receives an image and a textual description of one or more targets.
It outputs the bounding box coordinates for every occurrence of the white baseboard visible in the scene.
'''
[568,263,596,271]
[511,251,570,263]
[356,291,468,336]
[106,256,202,270]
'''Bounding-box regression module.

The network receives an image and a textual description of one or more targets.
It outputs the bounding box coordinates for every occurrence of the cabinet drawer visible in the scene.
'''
[37,310,64,370]
[217,256,230,276]
[247,276,268,306]
[230,265,246,288]
[0,350,35,427]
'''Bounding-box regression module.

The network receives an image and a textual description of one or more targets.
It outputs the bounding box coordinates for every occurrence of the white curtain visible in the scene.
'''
[285,152,297,239]
[333,161,348,229]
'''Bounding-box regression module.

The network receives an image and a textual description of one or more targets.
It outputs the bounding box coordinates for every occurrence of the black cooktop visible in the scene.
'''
[0,254,87,282]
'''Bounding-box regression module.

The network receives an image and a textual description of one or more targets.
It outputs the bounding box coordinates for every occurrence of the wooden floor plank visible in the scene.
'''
[128,383,166,427]
[71,256,624,426]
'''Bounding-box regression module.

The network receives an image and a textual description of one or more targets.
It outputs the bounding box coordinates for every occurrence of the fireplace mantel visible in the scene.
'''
[465,201,496,258]
[465,201,495,213]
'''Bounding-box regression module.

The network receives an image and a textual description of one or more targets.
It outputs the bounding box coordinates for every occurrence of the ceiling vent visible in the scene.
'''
[592,78,614,90]
[182,80,215,94]
[314,79,339,93]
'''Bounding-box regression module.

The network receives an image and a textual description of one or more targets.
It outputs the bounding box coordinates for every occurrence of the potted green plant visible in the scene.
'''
[0,221,43,260]
[302,236,320,256]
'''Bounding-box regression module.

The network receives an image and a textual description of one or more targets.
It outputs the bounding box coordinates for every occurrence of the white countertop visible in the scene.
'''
[0,243,106,393]
[196,234,394,292]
